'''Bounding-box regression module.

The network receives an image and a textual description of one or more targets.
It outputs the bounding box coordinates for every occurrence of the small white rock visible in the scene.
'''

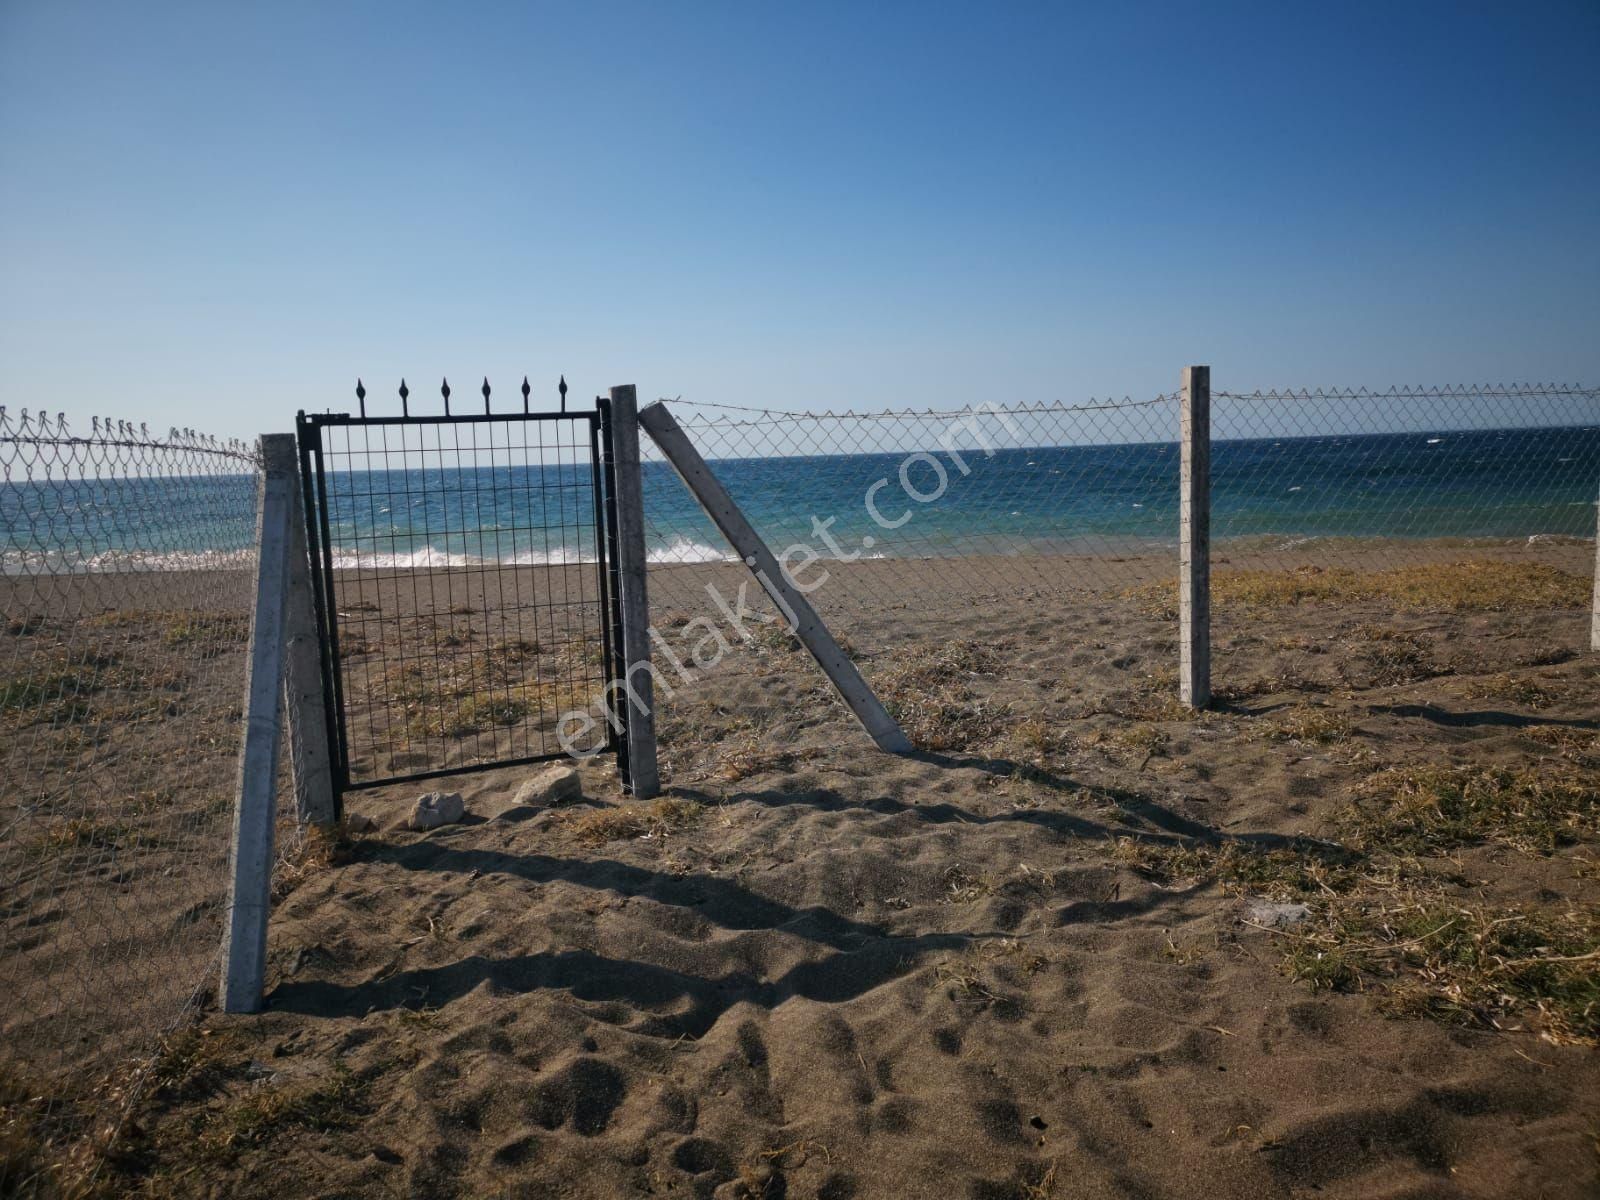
[408,791,465,831]
[1245,900,1311,929]
[512,764,582,808]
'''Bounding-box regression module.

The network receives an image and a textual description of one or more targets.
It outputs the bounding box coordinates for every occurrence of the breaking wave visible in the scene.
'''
[321,537,732,570]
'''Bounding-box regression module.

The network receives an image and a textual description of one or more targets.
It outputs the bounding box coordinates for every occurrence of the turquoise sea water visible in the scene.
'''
[4,426,1598,572]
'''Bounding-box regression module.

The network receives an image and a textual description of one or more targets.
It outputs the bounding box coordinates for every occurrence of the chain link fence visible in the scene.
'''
[1199,384,1600,700]
[638,393,1184,631]
[2,382,1596,1171]
[0,408,270,1165]
[635,384,1600,751]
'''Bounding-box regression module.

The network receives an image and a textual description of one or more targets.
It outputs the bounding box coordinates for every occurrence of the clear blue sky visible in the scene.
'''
[2,1,1596,443]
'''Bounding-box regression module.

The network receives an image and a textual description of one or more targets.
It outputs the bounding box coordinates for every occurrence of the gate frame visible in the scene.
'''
[294,401,629,799]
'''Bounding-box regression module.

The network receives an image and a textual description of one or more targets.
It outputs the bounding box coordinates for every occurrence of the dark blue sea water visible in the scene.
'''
[4,426,1597,571]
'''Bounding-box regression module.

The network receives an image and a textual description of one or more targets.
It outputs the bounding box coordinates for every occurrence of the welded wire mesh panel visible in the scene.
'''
[303,409,613,788]
[0,409,261,1088]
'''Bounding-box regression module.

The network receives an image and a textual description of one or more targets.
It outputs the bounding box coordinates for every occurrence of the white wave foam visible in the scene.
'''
[647,538,730,564]
[321,538,730,569]
[2,547,256,573]
[510,546,593,566]
[329,547,479,569]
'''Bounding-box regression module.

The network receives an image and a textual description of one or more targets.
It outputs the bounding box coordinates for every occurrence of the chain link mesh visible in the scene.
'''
[639,394,1184,631]
[1202,384,1600,698]
[636,385,1599,736]
[0,408,264,1138]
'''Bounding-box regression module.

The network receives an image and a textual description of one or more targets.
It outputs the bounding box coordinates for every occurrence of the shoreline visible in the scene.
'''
[2,529,1592,577]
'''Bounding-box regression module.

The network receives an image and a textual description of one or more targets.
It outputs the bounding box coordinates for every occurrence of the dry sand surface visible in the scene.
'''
[1,570,251,1074]
[5,543,1600,1199]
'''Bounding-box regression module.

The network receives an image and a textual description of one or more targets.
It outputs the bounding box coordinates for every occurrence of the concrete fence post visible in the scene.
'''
[1180,365,1211,708]
[282,470,337,826]
[1591,480,1599,652]
[220,433,295,1014]
[609,385,661,799]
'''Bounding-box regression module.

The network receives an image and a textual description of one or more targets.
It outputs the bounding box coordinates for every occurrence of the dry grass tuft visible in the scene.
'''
[405,690,531,739]
[0,1068,107,1200]
[145,1027,244,1098]
[713,729,797,782]
[272,820,358,900]
[1285,900,1600,1045]
[1110,836,1358,900]
[432,624,474,649]
[336,631,373,659]
[1344,763,1600,855]
[747,622,802,655]
[562,798,704,846]
[26,817,128,858]
[943,864,995,903]
[1524,724,1600,766]
[1342,625,1441,687]
[1,645,187,730]
[1465,672,1558,710]
[551,636,605,674]
[86,608,249,650]
[158,612,249,651]
[1,665,103,727]
[377,649,587,741]
[1261,704,1354,745]
[875,640,1010,752]
[876,639,1000,691]
[1105,723,1170,760]
[1110,818,1600,1041]
[936,939,1047,1005]
[996,717,1076,764]
[492,637,541,662]
[195,1067,368,1163]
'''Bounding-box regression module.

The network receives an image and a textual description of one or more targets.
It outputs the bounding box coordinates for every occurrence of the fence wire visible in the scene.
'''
[639,394,1184,633]
[637,385,1600,747]
[0,409,264,1135]
[1208,384,1600,554]
[302,410,615,791]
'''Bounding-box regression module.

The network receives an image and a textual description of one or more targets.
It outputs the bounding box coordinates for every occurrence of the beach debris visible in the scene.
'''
[408,790,465,831]
[1244,899,1311,929]
[512,764,582,808]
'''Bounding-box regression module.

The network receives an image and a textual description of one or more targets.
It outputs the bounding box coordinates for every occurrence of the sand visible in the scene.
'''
[4,540,1599,1198]
[0,568,253,1077]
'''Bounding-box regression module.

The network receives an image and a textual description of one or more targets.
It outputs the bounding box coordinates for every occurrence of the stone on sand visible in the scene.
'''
[1245,899,1311,929]
[408,791,465,831]
[512,764,582,808]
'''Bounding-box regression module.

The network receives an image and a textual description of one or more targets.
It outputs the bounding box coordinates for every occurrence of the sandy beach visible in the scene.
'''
[4,539,1598,1198]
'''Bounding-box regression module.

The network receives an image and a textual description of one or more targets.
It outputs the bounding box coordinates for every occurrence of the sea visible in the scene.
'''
[3,425,1598,572]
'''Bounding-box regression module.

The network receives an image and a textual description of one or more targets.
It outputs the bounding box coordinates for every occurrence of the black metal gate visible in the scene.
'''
[296,379,628,797]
